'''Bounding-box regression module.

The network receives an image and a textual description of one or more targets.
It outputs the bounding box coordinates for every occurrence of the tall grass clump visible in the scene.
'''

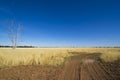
[101,51,120,62]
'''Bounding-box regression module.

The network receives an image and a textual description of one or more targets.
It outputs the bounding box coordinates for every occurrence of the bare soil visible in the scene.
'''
[0,53,119,80]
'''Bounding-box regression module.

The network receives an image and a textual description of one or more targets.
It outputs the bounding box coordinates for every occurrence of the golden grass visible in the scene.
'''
[0,48,71,67]
[101,50,120,62]
[0,48,120,67]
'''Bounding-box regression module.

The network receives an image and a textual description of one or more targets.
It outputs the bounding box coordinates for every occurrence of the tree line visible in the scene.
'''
[0,45,35,48]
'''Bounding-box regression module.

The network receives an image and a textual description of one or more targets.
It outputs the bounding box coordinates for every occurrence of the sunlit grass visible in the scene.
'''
[0,48,71,67]
[101,51,120,62]
[0,48,120,67]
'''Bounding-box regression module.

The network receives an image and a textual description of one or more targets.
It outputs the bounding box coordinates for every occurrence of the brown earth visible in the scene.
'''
[0,65,63,80]
[0,53,119,80]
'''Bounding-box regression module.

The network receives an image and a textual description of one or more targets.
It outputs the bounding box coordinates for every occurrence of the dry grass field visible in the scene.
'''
[0,48,71,67]
[0,48,120,80]
[0,48,120,67]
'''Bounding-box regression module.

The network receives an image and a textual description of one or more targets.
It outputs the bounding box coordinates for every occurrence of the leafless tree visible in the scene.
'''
[9,21,21,49]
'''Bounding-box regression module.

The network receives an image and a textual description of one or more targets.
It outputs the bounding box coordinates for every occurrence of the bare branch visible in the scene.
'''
[9,20,22,49]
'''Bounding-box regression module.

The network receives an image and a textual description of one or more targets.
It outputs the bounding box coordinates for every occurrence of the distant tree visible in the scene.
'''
[9,21,21,49]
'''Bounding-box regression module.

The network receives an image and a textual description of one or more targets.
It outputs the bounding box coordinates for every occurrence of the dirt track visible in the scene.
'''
[59,53,114,80]
[0,53,119,80]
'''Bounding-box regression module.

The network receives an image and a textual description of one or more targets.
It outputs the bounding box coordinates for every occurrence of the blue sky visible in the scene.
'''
[0,0,120,47]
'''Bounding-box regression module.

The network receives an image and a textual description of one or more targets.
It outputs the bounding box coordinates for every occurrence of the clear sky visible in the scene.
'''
[0,0,120,47]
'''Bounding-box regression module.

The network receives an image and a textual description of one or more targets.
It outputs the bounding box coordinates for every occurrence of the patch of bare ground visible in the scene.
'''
[0,65,63,80]
[102,60,120,80]
[81,62,114,80]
